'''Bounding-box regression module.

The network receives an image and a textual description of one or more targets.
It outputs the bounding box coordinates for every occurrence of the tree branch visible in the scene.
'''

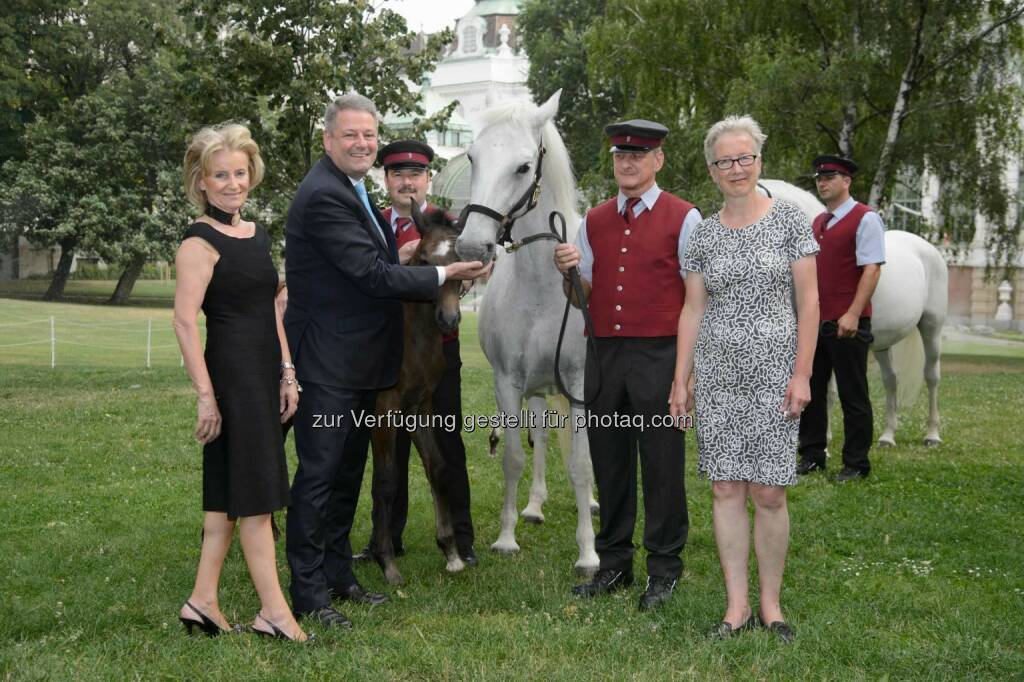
[916,2,1024,84]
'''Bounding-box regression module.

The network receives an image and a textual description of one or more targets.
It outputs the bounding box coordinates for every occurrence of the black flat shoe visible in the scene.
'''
[299,606,353,630]
[460,546,478,567]
[638,576,677,611]
[252,614,315,643]
[330,582,389,606]
[759,617,796,643]
[572,569,634,598]
[707,612,756,639]
[796,459,825,475]
[179,600,238,637]
[836,467,868,483]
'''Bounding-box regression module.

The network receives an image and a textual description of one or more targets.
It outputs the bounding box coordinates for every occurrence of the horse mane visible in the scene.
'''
[473,100,580,228]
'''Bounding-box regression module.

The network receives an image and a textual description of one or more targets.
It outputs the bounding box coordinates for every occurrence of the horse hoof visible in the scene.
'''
[589,501,600,516]
[574,562,599,578]
[521,512,544,525]
[384,570,404,586]
[446,558,466,573]
[490,540,520,555]
[877,438,896,448]
[923,437,942,447]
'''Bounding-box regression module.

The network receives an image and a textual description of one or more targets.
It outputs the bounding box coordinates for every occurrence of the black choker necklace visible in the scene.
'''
[205,202,239,225]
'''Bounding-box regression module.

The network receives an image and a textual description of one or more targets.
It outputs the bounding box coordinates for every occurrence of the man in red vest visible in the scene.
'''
[554,119,701,611]
[797,155,886,483]
[352,139,477,565]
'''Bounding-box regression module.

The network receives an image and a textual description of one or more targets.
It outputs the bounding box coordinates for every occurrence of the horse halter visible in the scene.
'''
[458,144,546,247]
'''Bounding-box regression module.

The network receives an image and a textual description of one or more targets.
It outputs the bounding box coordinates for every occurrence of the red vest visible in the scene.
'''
[812,202,872,320]
[586,192,694,337]
[384,203,459,341]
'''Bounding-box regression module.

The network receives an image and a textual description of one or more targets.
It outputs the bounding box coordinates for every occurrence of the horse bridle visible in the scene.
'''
[458,144,546,247]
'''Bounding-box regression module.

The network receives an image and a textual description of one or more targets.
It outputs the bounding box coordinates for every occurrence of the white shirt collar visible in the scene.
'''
[828,196,858,223]
[616,183,662,217]
[389,201,429,230]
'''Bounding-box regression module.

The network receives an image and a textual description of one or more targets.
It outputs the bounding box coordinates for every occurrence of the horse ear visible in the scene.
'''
[410,199,431,235]
[533,89,561,127]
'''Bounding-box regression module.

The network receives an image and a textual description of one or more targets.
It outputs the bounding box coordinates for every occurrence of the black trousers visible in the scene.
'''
[286,381,375,613]
[374,338,474,553]
[585,336,688,579]
[798,317,873,473]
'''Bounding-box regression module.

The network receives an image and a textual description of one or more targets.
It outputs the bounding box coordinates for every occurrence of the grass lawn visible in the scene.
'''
[1,297,1022,679]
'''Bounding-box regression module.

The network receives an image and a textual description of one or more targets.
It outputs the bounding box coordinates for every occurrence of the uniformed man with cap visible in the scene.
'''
[554,119,701,610]
[797,155,885,483]
[353,139,477,565]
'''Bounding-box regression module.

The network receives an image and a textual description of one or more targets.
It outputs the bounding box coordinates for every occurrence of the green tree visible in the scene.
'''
[539,0,1024,262]
[181,0,455,226]
[519,0,623,203]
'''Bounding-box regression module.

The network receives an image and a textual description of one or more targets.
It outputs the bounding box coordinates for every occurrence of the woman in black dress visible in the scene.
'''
[174,123,308,642]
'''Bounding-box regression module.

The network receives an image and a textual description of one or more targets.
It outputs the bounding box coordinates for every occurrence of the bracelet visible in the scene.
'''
[281,361,296,371]
[280,376,303,393]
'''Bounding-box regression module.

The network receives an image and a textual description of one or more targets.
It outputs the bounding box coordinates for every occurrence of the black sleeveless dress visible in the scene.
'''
[184,222,290,518]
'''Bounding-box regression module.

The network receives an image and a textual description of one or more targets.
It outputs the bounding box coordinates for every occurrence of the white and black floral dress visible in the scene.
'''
[681,200,819,486]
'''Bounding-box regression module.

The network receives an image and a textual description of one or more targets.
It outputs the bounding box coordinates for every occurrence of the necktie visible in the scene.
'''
[622,197,642,224]
[816,212,834,241]
[395,217,412,235]
[353,181,387,244]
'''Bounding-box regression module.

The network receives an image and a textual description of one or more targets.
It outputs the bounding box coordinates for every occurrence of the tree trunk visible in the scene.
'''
[108,254,147,305]
[43,239,76,301]
[838,22,859,158]
[869,2,927,208]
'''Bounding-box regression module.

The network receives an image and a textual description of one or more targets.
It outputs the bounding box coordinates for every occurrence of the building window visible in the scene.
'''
[462,26,478,54]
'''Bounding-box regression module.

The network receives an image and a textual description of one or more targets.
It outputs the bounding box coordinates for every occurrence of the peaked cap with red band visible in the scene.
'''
[379,139,434,170]
[813,154,858,177]
[605,119,669,152]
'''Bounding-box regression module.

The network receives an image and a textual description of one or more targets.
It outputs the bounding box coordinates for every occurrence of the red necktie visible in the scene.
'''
[816,213,834,241]
[395,217,412,235]
[623,197,642,224]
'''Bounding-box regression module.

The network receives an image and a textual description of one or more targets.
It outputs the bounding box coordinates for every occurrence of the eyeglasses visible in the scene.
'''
[711,154,758,170]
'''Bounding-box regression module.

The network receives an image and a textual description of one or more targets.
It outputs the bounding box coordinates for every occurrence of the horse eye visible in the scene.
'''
[516,163,530,174]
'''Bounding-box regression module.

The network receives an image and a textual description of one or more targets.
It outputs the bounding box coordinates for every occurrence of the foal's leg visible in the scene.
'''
[410,426,464,573]
[874,347,900,447]
[370,427,404,585]
[919,316,943,446]
[521,395,549,524]
[492,378,526,554]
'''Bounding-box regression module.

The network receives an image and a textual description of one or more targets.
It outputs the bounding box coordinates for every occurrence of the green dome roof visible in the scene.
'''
[465,0,522,17]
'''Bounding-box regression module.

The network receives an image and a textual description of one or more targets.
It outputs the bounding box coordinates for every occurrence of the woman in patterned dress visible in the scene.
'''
[669,116,819,642]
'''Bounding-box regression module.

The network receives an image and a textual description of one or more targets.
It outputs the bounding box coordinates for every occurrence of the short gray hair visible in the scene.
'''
[325,92,379,133]
[703,115,767,164]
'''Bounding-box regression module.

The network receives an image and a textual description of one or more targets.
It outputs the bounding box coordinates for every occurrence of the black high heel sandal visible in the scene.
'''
[252,614,315,643]
[179,600,236,637]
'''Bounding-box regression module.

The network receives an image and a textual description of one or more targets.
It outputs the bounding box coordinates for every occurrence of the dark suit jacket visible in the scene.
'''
[284,155,439,389]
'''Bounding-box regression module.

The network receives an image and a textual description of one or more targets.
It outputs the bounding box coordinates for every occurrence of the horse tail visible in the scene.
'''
[889,328,925,409]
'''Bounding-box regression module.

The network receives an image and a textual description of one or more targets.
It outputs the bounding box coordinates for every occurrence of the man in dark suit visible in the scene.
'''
[283,93,486,629]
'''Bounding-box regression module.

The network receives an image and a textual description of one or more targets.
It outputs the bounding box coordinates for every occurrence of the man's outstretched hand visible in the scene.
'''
[445,261,493,281]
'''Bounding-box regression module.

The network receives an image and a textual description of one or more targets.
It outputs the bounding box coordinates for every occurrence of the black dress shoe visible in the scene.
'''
[459,545,478,567]
[707,612,756,639]
[330,582,389,606]
[572,569,633,598]
[836,467,868,483]
[300,606,352,630]
[759,617,796,643]
[638,576,677,611]
[796,459,825,475]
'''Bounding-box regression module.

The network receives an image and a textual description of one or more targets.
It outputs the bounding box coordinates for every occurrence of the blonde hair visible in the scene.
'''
[703,115,767,164]
[183,123,265,212]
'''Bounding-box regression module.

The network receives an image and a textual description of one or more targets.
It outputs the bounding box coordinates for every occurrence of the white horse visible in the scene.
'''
[455,92,600,576]
[759,179,948,445]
